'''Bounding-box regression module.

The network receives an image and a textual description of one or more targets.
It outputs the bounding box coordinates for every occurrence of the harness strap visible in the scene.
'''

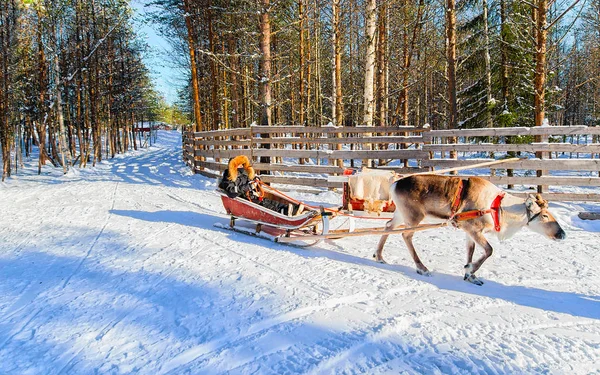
[526,208,541,225]
[453,191,505,232]
[450,179,464,215]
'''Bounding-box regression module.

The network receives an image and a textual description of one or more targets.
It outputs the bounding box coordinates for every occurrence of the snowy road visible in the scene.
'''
[1,131,600,374]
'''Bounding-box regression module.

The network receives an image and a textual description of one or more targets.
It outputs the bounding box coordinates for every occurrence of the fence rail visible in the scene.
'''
[183,125,600,202]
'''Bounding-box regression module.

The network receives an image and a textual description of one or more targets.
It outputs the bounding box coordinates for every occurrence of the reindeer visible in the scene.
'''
[375,175,566,285]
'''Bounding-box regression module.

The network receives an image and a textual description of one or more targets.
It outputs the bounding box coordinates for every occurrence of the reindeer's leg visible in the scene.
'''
[464,231,493,286]
[374,215,403,264]
[466,235,476,265]
[402,231,430,276]
[374,234,390,264]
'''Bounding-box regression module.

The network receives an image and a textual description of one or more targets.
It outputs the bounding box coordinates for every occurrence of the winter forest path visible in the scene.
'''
[1,131,600,374]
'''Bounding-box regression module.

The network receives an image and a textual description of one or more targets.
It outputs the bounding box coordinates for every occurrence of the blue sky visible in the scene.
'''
[131,0,181,104]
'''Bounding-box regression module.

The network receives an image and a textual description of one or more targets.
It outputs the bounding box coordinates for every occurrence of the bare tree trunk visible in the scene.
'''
[183,0,203,133]
[228,33,240,128]
[534,0,548,192]
[376,2,386,127]
[500,0,509,112]
[36,8,47,174]
[332,0,343,167]
[446,0,458,168]
[483,0,493,128]
[446,0,458,131]
[363,0,376,128]
[207,0,219,130]
[54,48,72,173]
[298,0,306,126]
[332,0,342,127]
[362,0,377,166]
[534,0,548,129]
[259,0,272,166]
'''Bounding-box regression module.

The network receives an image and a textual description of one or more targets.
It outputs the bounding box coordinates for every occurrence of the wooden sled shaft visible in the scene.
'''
[406,157,523,177]
[276,222,447,243]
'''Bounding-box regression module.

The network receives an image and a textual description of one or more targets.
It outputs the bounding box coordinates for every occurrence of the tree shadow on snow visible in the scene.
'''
[110,209,228,230]
[111,208,600,321]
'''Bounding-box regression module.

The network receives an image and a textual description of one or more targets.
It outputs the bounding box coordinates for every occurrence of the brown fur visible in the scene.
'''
[228,155,255,181]
[375,175,565,284]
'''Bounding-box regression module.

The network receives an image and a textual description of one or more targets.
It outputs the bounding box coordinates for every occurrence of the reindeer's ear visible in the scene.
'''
[526,194,542,214]
[535,193,548,209]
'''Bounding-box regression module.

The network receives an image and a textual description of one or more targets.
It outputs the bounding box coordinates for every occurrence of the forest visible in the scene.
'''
[1,0,600,181]
[149,0,599,132]
[0,0,161,181]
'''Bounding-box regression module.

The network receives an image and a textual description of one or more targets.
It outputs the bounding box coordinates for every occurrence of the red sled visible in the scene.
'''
[216,184,332,247]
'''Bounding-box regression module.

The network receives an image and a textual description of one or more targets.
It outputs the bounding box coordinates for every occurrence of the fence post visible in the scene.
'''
[536,132,548,193]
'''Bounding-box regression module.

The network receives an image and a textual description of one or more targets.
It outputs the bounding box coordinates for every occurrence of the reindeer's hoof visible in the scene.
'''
[464,274,484,286]
[373,254,387,264]
[416,268,431,277]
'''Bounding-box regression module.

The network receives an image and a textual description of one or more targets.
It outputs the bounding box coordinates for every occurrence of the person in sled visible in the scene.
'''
[219,155,304,217]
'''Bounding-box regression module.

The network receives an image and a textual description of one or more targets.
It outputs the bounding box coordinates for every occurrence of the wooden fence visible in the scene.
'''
[183,125,600,202]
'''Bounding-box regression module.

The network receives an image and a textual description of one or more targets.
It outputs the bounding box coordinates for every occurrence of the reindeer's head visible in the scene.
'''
[525,194,566,240]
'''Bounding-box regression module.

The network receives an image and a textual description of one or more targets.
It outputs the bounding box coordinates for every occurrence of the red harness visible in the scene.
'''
[450,179,505,232]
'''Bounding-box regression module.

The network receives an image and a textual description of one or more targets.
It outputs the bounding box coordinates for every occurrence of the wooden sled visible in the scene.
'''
[216,184,333,247]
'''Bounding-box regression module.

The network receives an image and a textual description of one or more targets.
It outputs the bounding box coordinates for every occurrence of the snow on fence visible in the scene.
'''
[183,125,600,202]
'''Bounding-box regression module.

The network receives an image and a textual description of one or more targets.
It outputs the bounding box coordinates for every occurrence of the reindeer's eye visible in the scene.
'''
[542,214,549,220]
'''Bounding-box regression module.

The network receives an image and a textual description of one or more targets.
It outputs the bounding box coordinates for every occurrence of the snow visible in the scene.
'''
[2,131,600,374]
[542,118,551,127]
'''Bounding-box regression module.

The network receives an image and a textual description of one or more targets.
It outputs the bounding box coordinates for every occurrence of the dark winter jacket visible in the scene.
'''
[219,167,254,199]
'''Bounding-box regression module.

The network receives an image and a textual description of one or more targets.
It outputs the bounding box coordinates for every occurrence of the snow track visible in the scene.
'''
[1,131,599,374]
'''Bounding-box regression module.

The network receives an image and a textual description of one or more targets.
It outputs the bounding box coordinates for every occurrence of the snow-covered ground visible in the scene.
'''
[1,131,600,374]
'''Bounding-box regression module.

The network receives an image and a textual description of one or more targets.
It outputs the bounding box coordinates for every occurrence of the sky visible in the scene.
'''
[131,0,181,104]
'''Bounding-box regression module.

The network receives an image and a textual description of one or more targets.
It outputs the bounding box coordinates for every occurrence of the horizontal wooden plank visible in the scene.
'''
[192,128,252,138]
[259,175,343,188]
[195,139,252,147]
[423,158,600,171]
[509,192,600,202]
[251,136,424,145]
[424,126,600,139]
[196,160,227,171]
[372,166,431,174]
[196,149,429,160]
[424,143,600,153]
[195,160,345,175]
[253,163,345,174]
[195,149,253,158]
[250,125,427,135]
[457,175,600,187]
